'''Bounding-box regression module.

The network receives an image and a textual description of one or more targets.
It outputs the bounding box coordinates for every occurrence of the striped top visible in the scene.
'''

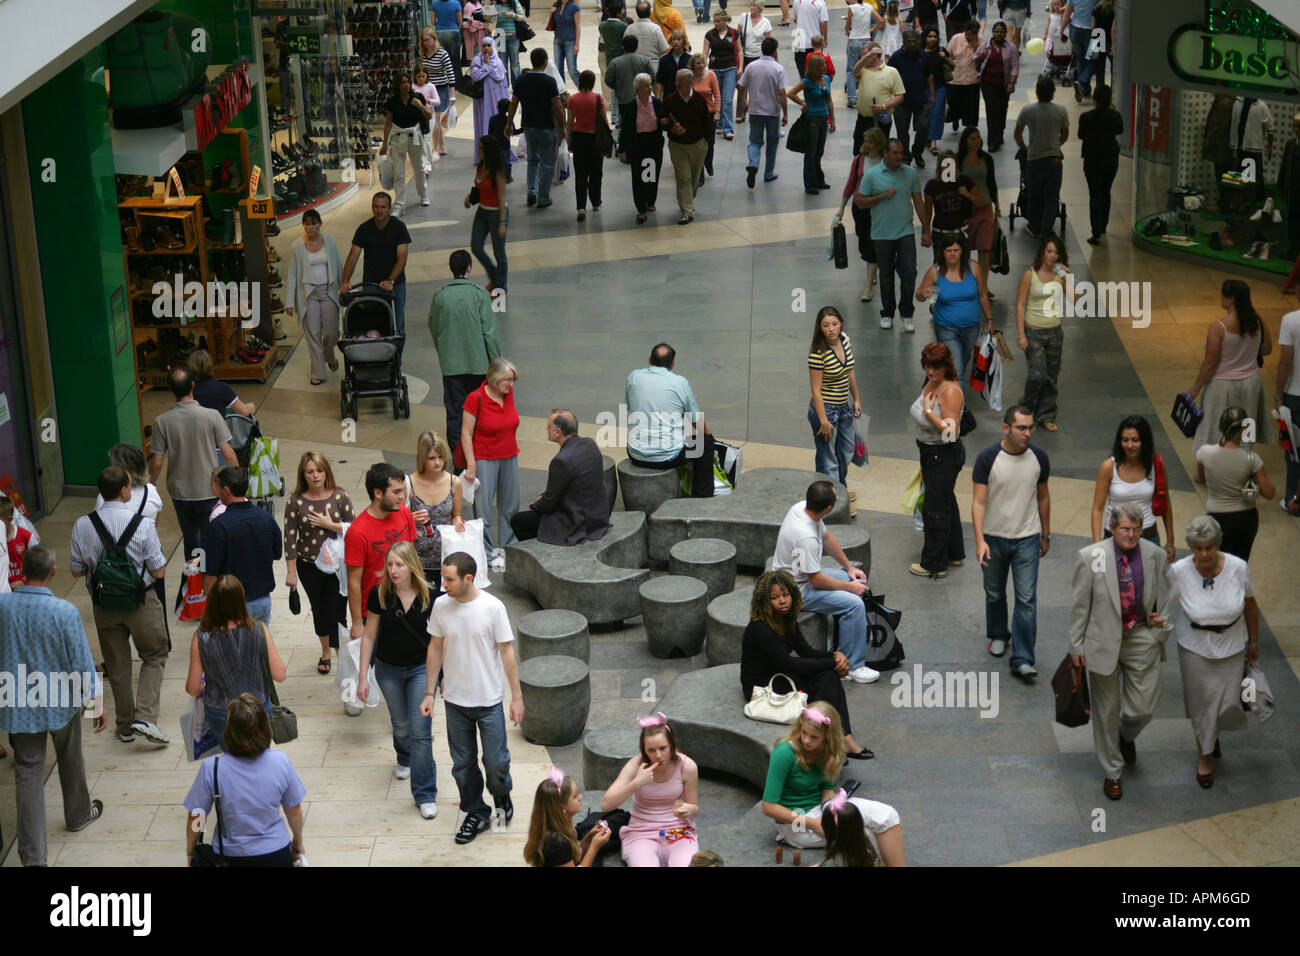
[197,625,270,711]
[808,333,856,405]
[69,499,166,586]
[423,48,457,88]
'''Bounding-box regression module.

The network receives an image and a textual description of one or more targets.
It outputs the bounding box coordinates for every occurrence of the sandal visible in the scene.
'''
[317,657,332,675]
[1040,421,1059,432]
[310,378,324,386]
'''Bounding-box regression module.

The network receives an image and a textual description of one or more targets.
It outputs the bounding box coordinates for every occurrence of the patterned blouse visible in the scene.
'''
[284,489,355,562]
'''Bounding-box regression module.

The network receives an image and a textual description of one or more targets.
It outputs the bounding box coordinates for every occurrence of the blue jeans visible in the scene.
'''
[436,29,463,75]
[1284,394,1300,506]
[246,594,272,627]
[470,204,509,289]
[928,85,948,142]
[1070,25,1098,95]
[845,40,868,102]
[800,569,867,669]
[982,534,1040,668]
[808,400,855,485]
[747,114,780,178]
[445,700,513,817]
[374,659,438,804]
[934,321,980,384]
[714,67,737,136]
[524,127,557,204]
[503,36,522,85]
[554,38,578,85]
[873,235,917,320]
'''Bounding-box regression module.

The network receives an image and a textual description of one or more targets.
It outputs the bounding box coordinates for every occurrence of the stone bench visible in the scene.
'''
[516,609,590,664]
[647,469,861,567]
[520,655,590,746]
[639,575,709,658]
[668,537,737,603]
[704,586,830,667]
[601,455,617,513]
[582,725,643,791]
[617,458,682,515]
[504,511,650,625]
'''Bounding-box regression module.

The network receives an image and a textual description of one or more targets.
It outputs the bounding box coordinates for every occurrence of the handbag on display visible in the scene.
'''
[743,673,808,724]
[1171,392,1203,439]
[261,625,299,744]
[1052,654,1091,727]
[190,757,230,867]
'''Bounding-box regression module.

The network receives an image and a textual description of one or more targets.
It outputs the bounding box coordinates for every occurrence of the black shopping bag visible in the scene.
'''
[832,222,849,269]
[785,113,809,153]
[1170,392,1203,439]
[863,594,905,671]
[1052,654,1091,727]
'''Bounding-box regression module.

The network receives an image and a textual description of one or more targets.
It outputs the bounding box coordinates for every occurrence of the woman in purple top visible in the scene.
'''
[470,37,512,163]
[184,694,306,867]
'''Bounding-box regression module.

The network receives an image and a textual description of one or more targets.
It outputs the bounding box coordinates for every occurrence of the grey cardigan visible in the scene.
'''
[286,234,343,315]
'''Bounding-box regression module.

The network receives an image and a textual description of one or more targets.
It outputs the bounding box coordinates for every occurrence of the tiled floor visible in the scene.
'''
[5,12,1299,866]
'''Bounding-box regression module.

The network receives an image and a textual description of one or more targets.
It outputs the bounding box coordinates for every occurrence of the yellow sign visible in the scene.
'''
[242,197,274,219]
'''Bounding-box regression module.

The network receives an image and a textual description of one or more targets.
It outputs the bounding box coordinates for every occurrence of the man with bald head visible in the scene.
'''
[509,409,612,544]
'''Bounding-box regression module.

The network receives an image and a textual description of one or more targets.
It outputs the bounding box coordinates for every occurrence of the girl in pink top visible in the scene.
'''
[601,713,700,866]
[463,0,489,60]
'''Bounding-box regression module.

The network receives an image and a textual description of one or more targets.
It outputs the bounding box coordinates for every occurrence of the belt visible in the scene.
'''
[1188,616,1241,634]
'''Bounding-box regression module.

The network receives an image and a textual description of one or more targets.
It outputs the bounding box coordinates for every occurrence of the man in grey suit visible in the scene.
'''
[1068,503,1172,801]
[509,409,612,545]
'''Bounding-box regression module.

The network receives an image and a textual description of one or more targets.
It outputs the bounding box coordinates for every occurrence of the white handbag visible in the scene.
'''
[743,673,808,724]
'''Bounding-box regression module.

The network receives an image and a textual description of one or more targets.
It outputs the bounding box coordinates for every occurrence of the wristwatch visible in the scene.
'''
[1041,534,1051,541]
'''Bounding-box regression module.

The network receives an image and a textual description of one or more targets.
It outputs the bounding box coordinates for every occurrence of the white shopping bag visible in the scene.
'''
[438,518,492,587]
[379,152,396,189]
[459,476,480,507]
[445,103,459,130]
[553,140,571,184]
[335,630,382,708]
[314,522,350,596]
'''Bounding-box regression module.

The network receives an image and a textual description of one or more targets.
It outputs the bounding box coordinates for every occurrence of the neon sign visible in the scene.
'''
[1167,1,1299,93]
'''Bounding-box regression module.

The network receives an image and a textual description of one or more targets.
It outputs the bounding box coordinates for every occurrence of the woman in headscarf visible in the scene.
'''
[652,0,686,42]
[469,36,512,163]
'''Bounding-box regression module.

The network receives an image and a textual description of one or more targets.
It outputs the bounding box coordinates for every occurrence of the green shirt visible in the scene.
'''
[599,18,630,62]
[427,278,502,376]
[762,740,834,812]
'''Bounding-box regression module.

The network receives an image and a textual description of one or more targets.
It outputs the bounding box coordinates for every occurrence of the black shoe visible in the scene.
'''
[69,799,104,833]
[841,779,861,798]
[455,812,491,845]
[846,749,875,760]
[914,155,926,168]
[526,194,537,207]
[1119,736,1136,766]
[746,165,757,188]
[1087,236,1101,246]
[494,794,514,824]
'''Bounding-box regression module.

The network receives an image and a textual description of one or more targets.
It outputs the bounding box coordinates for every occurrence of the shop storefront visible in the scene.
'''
[1129,0,1299,278]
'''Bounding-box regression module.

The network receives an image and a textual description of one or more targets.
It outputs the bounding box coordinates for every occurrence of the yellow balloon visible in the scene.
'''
[1025,37,1045,56]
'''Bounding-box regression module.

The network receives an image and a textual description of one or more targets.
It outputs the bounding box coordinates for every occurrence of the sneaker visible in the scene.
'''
[395,764,411,780]
[908,562,945,578]
[577,210,586,222]
[902,317,915,333]
[394,203,405,217]
[880,316,893,329]
[988,639,1008,657]
[68,799,104,833]
[1013,663,1038,679]
[847,665,881,684]
[420,197,430,206]
[489,554,506,571]
[494,794,514,824]
[455,812,491,845]
[526,194,537,207]
[1243,240,1263,259]
[419,802,439,819]
[130,720,170,745]
[117,731,136,743]
[1259,242,1271,261]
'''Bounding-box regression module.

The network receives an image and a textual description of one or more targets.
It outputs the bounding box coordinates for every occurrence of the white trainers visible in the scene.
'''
[420,802,439,819]
[489,549,506,572]
[1013,663,1038,679]
[902,317,916,333]
[130,720,170,745]
[421,197,430,206]
[395,764,411,780]
[880,316,893,329]
[394,203,405,217]
[989,639,1008,657]
[847,665,881,684]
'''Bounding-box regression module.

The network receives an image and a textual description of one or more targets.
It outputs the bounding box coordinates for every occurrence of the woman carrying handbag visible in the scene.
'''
[567,70,606,221]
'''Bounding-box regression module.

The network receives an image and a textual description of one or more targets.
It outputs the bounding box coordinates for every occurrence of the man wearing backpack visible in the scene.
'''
[70,466,170,745]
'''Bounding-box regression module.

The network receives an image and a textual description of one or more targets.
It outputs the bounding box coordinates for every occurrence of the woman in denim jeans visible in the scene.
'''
[704,12,742,138]
[807,306,862,488]
[843,0,882,107]
[495,0,527,84]
[467,136,510,294]
[356,542,439,820]
[1015,234,1075,431]
[915,235,992,384]
[551,0,582,86]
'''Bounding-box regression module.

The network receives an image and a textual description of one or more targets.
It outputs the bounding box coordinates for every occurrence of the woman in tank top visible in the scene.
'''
[407,430,465,593]
[1015,234,1078,432]
[916,234,992,385]
[601,714,700,867]
[1187,279,1273,477]
[908,342,966,577]
[1197,407,1275,561]
[1089,415,1175,561]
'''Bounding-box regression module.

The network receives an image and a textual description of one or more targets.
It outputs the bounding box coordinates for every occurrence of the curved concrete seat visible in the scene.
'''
[668,537,737,603]
[704,586,830,666]
[520,655,591,746]
[647,469,858,567]
[582,724,643,791]
[617,459,682,515]
[517,609,590,664]
[504,511,650,625]
[638,575,709,658]
[601,455,618,512]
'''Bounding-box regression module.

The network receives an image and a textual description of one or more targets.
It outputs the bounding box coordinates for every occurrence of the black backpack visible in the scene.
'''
[87,494,148,611]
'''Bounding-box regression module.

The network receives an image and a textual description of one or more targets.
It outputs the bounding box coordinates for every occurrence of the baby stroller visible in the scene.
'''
[225,410,285,514]
[1041,34,1076,88]
[1007,146,1068,236]
[338,284,410,421]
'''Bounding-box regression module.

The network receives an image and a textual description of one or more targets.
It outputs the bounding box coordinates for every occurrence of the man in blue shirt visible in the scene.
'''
[624,342,717,497]
[203,466,284,625]
[0,547,105,865]
[887,31,934,168]
[1063,0,1099,102]
[855,138,931,332]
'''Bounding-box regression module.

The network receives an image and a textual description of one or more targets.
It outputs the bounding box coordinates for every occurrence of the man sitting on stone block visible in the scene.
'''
[510,409,612,545]
[624,342,716,497]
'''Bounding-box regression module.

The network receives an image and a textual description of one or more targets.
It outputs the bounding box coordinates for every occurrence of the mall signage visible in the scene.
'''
[1167,0,1300,93]
[182,60,253,152]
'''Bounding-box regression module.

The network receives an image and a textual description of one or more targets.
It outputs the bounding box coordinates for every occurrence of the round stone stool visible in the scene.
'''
[617,459,681,515]
[582,725,643,790]
[517,609,590,664]
[638,575,709,658]
[668,537,738,603]
[520,656,591,745]
[705,587,831,666]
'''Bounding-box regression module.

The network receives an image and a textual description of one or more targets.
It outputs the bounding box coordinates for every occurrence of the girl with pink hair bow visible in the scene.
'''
[601,712,702,866]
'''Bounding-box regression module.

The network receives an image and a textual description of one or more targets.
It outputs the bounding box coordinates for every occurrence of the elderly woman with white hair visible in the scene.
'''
[1168,515,1261,790]
[461,357,522,569]
[618,73,666,224]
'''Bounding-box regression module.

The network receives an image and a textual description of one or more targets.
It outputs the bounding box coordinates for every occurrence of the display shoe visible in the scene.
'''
[267,266,283,287]
[1249,196,1274,221]
[140,229,156,252]
[223,157,243,192]
[154,225,184,250]
[1259,242,1271,261]
[266,246,281,263]
[124,225,141,252]
[265,219,281,237]
[269,294,285,313]
[221,208,236,247]
[1208,230,1223,251]
[1242,240,1263,259]
[210,161,227,189]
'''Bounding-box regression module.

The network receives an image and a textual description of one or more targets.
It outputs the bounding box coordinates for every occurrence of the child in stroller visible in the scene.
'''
[338,284,411,421]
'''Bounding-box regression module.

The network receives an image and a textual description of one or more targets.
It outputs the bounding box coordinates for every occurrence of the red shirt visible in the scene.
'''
[806,51,835,80]
[344,507,417,617]
[6,524,31,587]
[463,384,520,460]
[569,91,600,133]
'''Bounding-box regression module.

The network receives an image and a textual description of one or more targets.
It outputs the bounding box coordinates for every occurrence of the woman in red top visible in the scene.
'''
[567,70,606,223]
[467,135,509,295]
[461,357,522,567]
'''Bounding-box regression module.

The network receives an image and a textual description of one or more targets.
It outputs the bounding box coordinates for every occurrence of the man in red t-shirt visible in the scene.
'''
[0,496,33,589]
[345,463,417,639]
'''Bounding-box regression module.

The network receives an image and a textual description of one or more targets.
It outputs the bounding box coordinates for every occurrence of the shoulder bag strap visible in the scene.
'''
[118,488,149,548]
[260,623,281,708]
[212,756,226,856]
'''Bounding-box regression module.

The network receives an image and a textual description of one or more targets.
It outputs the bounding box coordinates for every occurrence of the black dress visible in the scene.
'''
[739,619,853,735]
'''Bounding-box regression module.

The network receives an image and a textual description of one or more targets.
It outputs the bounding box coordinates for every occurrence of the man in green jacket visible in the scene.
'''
[428,249,502,458]
[599,2,633,114]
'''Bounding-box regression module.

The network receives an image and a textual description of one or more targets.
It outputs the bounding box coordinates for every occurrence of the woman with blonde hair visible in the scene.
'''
[357,541,439,818]
[760,701,905,864]
[284,451,353,673]
[524,766,611,866]
[407,430,466,592]
[419,29,457,159]
[462,357,522,566]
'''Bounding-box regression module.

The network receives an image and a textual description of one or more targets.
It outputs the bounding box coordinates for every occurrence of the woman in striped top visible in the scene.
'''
[420,29,458,158]
[807,306,862,487]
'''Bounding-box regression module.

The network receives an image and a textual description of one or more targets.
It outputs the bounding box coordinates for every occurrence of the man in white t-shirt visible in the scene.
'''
[791,0,829,77]
[1275,301,1300,514]
[771,480,879,682]
[422,552,524,845]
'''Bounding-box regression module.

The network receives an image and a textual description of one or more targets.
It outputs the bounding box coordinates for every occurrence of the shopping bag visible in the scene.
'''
[335,632,382,708]
[438,518,492,587]
[713,439,743,488]
[553,141,571,184]
[900,466,923,514]
[247,436,282,498]
[180,690,223,762]
[993,329,1014,362]
[976,334,1004,412]
[1052,654,1091,727]
[1170,392,1203,439]
[852,417,869,467]
[510,133,527,163]
[460,476,480,507]
[445,103,459,129]
[831,220,849,269]
[863,594,905,671]
[176,564,206,622]
[971,332,992,393]
[1273,405,1299,464]
[785,113,809,153]
[378,152,395,189]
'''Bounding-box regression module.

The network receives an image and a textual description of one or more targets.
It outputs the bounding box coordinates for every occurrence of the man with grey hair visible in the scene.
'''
[662,69,713,225]
[1068,502,1173,801]
[509,409,612,545]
